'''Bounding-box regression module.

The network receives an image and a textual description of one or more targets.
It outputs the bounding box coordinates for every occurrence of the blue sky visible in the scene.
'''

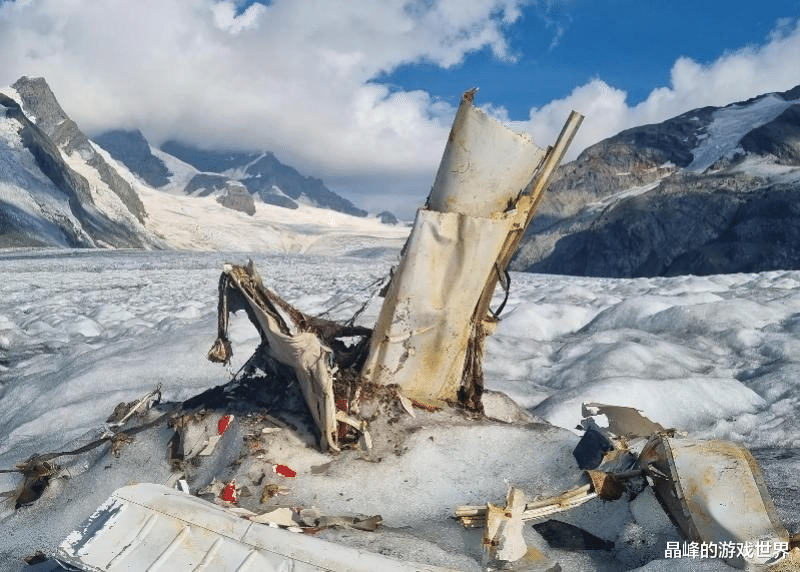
[382,1,800,118]
[1,1,799,215]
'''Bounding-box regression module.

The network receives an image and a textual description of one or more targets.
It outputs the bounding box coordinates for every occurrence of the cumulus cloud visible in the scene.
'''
[0,0,539,213]
[516,19,800,160]
[0,1,799,215]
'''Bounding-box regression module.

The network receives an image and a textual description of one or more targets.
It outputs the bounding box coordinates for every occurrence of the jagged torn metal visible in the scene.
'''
[361,90,582,407]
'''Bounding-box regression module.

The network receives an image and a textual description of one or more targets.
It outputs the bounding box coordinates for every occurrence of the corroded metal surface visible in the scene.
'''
[362,90,582,406]
[640,436,789,570]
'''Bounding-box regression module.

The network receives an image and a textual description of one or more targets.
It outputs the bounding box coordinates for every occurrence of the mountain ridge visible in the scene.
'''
[0,78,160,248]
[514,84,800,277]
[158,139,368,217]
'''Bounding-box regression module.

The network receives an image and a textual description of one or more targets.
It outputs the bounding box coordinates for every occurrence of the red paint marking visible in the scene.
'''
[220,480,237,503]
[218,414,233,435]
[274,464,297,478]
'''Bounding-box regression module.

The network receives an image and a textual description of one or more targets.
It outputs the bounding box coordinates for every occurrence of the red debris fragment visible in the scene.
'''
[409,398,441,412]
[220,480,238,503]
[274,464,297,478]
[218,414,233,435]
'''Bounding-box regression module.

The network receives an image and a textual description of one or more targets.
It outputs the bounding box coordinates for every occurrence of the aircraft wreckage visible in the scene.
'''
[206,89,583,452]
[9,90,798,571]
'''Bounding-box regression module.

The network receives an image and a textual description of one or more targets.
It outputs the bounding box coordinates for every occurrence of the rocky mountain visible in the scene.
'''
[92,131,369,218]
[515,85,800,277]
[0,77,161,249]
[93,129,171,188]
[159,140,368,217]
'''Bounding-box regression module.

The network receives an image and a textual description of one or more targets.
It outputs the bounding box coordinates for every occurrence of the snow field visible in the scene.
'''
[0,249,799,571]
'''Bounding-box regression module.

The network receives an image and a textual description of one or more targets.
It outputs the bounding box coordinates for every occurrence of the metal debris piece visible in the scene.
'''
[207,92,579,444]
[55,484,456,572]
[209,262,371,452]
[585,470,625,501]
[317,514,384,532]
[104,386,162,432]
[484,487,528,565]
[455,484,597,529]
[250,507,297,527]
[582,403,665,438]
[360,93,582,408]
[639,435,789,570]
[397,392,416,418]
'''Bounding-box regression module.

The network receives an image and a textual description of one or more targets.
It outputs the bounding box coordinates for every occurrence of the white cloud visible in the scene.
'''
[516,19,800,160]
[0,1,799,217]
[0,0,529,214]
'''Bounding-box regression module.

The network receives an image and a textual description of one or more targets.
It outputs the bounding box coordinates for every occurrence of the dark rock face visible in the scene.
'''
[183,173,257,215]
[517,84,800,277]
[377,211,399,225]
[185,172,296,211]
[740,104,800,165]
[160,140,366,217]
[216,184,256,216]
[93,129,171,187]
[185,173,230,197]
[12,77,148,226]
[239,177,299,209]
[524,175,800,277]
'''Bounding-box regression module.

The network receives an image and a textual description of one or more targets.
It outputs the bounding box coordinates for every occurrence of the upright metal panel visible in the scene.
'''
[362,91,581,405]
[640,436,789,570]
[427,90,546,217]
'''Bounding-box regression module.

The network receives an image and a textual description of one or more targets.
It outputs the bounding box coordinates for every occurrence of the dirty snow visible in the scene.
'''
[0,248,798,571]
[728,154,800,183]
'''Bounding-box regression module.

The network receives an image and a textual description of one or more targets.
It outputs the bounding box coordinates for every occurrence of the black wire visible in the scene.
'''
[490,267,511,319]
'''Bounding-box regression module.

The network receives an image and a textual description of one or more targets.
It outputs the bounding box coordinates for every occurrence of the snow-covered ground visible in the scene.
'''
[1,246,798,571]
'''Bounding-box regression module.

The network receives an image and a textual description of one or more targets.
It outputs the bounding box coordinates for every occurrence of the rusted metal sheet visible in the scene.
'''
[360,209,517,402]
[639,435,789,570]
[217,263,340,452]
[361,90,582,405]
[582,403,665,438]
[55,484,458,572]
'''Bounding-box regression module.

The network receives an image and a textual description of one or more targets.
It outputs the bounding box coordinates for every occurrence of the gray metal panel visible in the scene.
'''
[56,484,459,572]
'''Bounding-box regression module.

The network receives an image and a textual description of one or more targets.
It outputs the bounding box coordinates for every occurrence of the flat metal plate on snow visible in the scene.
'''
[55,483,458,572]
